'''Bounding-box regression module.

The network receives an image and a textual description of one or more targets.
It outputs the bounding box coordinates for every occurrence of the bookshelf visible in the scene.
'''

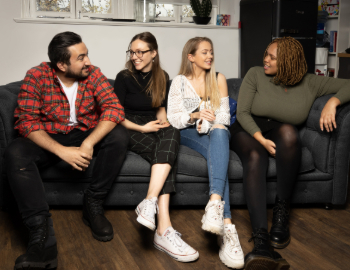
[324,0,350,77]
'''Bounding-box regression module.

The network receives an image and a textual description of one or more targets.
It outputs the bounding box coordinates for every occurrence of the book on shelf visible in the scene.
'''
[329,31,337,52]
[216,14,230,26]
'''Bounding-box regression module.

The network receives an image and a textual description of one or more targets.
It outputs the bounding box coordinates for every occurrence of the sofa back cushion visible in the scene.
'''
[226,78,243,100]
[2,78,328,174]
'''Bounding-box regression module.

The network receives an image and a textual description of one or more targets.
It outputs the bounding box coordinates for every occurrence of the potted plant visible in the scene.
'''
[190,0,212,25]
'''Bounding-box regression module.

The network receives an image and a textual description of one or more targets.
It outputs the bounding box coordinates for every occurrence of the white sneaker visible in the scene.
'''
[153,227,199,262]
[135,197,158,231]
[201,200,224,235]
[219,224,244,269]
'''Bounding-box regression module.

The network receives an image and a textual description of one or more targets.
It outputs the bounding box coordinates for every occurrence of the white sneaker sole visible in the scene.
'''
[135,207,156,231]
[201,214,224,235]
[219,249,245,269]
[153,241,199,262]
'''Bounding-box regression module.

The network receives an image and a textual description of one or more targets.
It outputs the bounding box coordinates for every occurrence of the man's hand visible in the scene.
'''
[78,141,94,171]
[56,146,92,171]
[79,141,94,158]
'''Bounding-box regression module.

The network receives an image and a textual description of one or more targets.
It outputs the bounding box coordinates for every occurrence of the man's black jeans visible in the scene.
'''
[4,125,129,221]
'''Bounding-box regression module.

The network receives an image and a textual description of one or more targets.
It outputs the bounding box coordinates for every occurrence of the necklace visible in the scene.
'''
[140,71,151,80]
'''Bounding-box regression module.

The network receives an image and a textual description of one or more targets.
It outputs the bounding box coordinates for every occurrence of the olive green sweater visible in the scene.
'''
[237,67,350,136]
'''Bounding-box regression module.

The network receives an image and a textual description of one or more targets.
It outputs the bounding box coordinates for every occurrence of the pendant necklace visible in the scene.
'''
[141,71,151,80]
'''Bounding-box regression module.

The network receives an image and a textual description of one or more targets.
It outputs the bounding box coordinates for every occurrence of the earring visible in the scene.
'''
[152,59,155,62]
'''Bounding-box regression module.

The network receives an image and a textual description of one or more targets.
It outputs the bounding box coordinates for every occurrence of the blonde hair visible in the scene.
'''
[179,37,221,111]
[264,37,307,86]
[125,32,167,107]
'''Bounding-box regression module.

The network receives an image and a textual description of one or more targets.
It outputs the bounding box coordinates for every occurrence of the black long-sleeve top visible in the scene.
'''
[113,70,170,116]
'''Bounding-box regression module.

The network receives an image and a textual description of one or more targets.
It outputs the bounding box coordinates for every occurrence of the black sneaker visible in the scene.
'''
[83,190,114,242]
[244,228,290,270]
[14,215,58,270]
[270,196,291,249]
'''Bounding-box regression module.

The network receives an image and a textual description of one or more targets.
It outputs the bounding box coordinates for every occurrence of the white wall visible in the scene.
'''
[219,0,240,28]
[0,0,240,85]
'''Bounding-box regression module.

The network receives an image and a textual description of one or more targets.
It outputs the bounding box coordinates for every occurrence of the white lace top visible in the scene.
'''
[167,75,230,134]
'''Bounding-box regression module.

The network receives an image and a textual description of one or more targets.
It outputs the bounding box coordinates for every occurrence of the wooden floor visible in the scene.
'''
[1,188,350,270]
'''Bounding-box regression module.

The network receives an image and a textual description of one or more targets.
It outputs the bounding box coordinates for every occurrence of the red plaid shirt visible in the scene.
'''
[14,62,125,137]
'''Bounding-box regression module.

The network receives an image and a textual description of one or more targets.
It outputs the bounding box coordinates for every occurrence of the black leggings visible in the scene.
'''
[230,124,301,232]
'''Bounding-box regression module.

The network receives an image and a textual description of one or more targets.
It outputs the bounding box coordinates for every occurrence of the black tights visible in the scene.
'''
[230,124,301,232]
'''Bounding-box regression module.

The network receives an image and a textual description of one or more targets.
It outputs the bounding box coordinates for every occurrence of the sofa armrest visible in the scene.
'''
[0,90,19,207]
[300,94,350,205]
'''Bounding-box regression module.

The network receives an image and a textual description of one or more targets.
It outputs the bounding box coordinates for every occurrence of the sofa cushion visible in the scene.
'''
[40,145,315,183]
[226,78,242,101]
[177,146,315,180]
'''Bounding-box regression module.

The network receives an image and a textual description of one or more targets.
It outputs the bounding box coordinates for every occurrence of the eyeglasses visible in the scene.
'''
[126,49,151,58]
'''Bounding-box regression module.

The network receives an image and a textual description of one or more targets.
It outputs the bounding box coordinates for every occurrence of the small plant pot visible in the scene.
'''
[193,16,211,25]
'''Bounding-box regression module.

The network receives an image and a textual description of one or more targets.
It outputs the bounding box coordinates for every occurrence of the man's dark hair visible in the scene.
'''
[48,32,82,69]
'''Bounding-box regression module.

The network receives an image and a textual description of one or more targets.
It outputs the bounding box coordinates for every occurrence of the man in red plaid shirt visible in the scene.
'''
[5,32,129,270]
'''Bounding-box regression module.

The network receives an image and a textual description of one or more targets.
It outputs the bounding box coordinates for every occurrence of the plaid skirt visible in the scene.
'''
[126,113,180,194]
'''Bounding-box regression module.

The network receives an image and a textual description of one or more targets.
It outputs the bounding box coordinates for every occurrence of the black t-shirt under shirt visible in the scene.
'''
[113,70,170,116]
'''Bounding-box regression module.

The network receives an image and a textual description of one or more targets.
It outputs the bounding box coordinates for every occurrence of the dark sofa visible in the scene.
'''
[1,78,349,209]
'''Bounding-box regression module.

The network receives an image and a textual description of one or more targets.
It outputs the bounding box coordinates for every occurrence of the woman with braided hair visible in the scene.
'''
[230,37,350,269]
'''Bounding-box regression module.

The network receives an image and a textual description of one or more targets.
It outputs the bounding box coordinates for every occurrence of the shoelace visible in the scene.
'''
[89,197,104,218]
[225,229,241,253]
[272,202,289,226]
[208,201,224,221]
[248,230,269,251]
[28,221,47,249]
[167,230,189,253]
[143,199,159,218]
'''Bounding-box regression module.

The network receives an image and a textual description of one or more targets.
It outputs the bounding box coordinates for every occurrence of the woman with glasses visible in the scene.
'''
[167,37,244,269]
[113,32,198,262]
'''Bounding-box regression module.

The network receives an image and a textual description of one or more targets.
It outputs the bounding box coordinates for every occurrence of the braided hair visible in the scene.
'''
[264,37,307,86]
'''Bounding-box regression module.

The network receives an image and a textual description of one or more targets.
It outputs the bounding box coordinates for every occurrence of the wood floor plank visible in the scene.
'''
[1,191,350,270]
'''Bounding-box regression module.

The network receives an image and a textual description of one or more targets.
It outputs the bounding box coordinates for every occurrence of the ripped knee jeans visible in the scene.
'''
[180,125,232,219]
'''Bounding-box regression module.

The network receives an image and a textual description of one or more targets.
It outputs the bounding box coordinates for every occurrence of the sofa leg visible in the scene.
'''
[325,203,333,210]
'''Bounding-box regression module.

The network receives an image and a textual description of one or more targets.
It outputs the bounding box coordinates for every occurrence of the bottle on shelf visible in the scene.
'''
[316,6,329,47]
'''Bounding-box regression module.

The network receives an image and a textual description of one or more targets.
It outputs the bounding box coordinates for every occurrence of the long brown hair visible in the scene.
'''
[264,37,307,86]
[179,37,221,111]
[125,32,167,107]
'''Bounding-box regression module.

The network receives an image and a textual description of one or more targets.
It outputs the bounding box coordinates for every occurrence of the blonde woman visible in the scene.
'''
[167,37,244,269]
[114,32,198,262]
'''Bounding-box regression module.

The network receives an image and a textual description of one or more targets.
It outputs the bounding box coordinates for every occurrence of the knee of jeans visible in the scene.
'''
[211,124,226,130]
[209,124,229,137]
[105,125,129,148]
[4,140,34,171]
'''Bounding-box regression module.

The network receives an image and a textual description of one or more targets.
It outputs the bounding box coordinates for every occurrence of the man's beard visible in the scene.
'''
[65,66,90,80]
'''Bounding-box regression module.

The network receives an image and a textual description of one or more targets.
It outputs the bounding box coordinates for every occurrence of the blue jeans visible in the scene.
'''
[180,126,231,219]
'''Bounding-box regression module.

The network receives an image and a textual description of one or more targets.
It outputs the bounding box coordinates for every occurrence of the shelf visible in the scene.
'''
[329,52,337,55]
[13,18,238,29]
[338,53,350,58]
[328,15,339,19]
